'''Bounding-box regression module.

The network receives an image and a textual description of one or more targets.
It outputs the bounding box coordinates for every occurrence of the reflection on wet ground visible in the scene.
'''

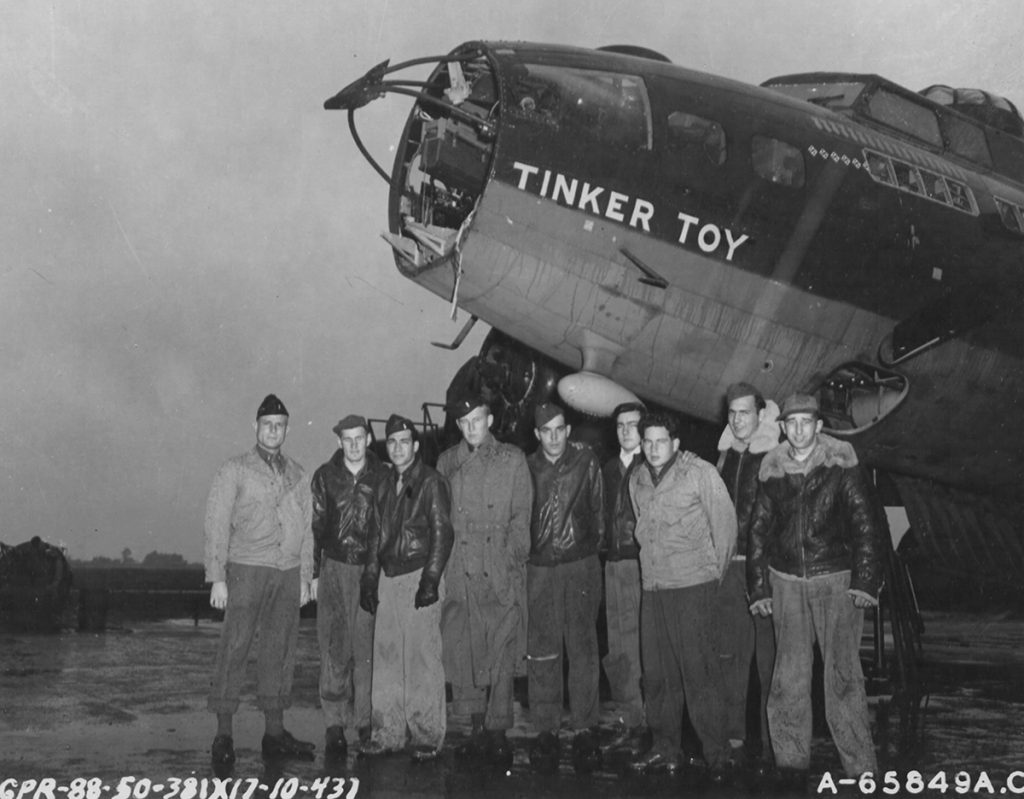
[2,612,1024,796]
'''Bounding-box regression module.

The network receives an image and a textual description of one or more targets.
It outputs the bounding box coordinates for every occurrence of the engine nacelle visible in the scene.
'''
[557,371,641,418]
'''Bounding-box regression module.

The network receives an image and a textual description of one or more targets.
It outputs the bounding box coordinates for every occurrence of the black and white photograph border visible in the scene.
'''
[3,1,1024,795]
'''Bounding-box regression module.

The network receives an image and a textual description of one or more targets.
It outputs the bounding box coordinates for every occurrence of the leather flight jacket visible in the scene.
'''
[746,436,885,603]
[311,449,386,576]
[602,453,640,561]
[527,441,605,567]
[718,447,767,557]
[365,457,454,591]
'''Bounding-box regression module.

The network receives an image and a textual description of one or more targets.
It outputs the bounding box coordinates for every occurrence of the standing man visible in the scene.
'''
[601,401,646,743]
[361,414,454,762]
[715,383,779,771]
[747,394,883,785]
[438,395,533,769]
[525,402,605,775]
[204,394,315,765]
[310,414,386,760]
[628,411,736,780]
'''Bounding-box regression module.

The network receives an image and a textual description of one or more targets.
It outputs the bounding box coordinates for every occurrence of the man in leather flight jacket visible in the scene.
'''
[310,414,386,759]
[747,394,884,783]
[601,401,647,740]
[361,414,453,762]
[525,402,605,775]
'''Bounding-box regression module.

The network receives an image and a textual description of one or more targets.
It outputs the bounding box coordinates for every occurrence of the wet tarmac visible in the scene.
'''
[2,612,1024,796]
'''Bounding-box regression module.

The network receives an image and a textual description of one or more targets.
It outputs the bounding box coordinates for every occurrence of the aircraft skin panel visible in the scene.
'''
[893,474,1024,588]
[398,174,1024,494]
[405,179,864,413]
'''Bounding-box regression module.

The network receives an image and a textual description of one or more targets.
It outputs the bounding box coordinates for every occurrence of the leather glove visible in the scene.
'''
[414,579,438,609]
[359,581,379,614]
[749,598,773,618]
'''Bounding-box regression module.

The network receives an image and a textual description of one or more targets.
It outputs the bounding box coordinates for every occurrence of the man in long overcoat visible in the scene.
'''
[438,395,533,768]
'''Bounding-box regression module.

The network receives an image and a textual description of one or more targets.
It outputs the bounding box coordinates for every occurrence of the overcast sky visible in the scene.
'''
[2,1,1021,562]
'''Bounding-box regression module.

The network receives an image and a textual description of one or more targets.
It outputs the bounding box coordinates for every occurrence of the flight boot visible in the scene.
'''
[324,725,347,761]
[486,729,514,770]
[528,730,560,775]
[211,734,235,767]
[571,728,602,775]
[455,714,488,761]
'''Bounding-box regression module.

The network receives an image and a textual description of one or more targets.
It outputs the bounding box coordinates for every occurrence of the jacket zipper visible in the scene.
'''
[798,477,807,578]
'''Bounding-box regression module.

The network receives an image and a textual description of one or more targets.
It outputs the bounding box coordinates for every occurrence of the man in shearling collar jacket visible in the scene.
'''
[715,383,779,770]
[747,394,884,783]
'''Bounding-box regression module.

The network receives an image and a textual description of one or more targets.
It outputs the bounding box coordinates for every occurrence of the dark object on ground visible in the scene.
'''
[571,729,602,774]
[325,725,347,760]
[210,734,235,766]
[0,536,73,631]
[528,730,560,774]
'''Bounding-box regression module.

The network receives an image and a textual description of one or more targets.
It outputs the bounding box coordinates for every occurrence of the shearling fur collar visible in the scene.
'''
[758,433,858,481]
[717,399,781,455]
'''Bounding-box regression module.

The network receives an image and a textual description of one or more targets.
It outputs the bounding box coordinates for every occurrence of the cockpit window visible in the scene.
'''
[751,135,805,187]
[667,111,726,165]
[510,64,652,150]
[864,88,942,147]
[942,114,992,168]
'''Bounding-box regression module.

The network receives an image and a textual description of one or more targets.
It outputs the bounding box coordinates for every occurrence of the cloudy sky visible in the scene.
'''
[2,1,1020,562]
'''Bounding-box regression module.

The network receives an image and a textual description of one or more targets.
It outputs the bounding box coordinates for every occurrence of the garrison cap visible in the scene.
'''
[779,393,819,420]
[332,414,368,437]
[533,401,565,429]
[257,394,288,419]
[447,393,488,421]
[385,413,417,439]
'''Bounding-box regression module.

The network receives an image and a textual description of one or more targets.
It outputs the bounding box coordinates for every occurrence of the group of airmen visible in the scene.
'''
[203,382,885,788]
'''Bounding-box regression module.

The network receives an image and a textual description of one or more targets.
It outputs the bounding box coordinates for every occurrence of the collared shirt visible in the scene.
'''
[619,446,640,469]
[643,452,679,487]
[256,445,285,474]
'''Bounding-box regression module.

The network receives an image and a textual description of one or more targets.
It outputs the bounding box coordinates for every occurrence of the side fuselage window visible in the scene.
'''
[667,111,726,165]
[751,135,805,187]
[510,65,652,150]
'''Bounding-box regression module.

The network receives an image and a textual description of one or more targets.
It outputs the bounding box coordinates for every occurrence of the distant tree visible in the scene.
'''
[121,547,135,565]
[141,551,190,569]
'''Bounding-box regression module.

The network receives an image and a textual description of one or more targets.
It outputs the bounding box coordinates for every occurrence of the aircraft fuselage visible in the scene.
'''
[334,41,1024,497]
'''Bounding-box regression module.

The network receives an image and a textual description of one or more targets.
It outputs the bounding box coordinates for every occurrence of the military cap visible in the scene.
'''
[779,393,819,420]
[533,401,565,429]
[257,394,288,418]
[447,393,488,421]
[332,414,368,437]
[385,413,417,439]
